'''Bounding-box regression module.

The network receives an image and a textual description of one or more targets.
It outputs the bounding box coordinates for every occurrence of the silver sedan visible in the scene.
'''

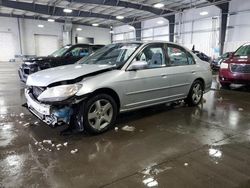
[25,41,212,134]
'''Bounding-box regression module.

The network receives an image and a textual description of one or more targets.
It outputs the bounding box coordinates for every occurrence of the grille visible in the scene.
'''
[231,64,250,73]
[32,86,45,99]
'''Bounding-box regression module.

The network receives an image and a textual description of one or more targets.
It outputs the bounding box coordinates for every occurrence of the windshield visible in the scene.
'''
[50,45,71,57]
[79,43,141,67]
[235,44,250,57]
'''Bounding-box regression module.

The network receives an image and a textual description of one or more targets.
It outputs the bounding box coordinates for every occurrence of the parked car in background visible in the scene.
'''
[25,41,212,134]
[219,43,250,88]
[18,44,104,82]
[192,50,212,63]
[211,52,232,70]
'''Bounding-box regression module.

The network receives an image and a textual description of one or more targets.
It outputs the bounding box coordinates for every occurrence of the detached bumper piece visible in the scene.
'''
[25,89,73,127]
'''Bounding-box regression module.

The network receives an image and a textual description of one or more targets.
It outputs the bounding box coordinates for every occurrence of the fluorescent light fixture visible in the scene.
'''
[153,3,164,8]
[200,11,208,16]
[63,8,72,13]
[76,28,82,31]
[116,15,124,20]
[92,23,99,26]
[48,19,55,22]
[38,24,44,28]
[157,20,164,25]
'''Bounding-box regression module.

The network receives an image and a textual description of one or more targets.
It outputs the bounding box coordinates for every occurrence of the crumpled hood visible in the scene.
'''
[26,64,114,87]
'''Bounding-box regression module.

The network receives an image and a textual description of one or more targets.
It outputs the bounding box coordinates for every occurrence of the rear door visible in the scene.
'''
[164,44,197,98]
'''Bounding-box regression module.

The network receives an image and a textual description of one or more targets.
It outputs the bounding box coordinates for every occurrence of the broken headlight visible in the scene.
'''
[37,84,82,102]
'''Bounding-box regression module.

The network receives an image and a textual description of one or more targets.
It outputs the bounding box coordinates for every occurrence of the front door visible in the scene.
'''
[121,43,172,110]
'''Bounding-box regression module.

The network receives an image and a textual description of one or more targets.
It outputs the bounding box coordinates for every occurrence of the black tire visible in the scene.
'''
[185,80,204,106]
[76,94,118,134]
[220,83,230,89]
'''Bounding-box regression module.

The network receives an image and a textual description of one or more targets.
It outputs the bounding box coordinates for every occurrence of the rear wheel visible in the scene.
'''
[185,80,204,106]
[76,94,118,134]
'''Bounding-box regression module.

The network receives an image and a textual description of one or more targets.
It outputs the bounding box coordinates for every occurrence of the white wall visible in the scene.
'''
[175,5,221,57]
[224,0,250,52]
[113,25,135,42]
[19,19,64,55]
[0,17,21,57]
[142,17,169,41]
[0,17,111,58]
[72,25,111,45]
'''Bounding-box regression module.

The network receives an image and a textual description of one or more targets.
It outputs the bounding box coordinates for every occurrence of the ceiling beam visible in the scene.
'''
[0,0,134,23]
[0,13,109,28]
[67,0,174,15]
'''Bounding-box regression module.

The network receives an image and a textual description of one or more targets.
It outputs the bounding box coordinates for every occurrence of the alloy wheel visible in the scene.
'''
[87,99,113,130]
[192,83,203,104]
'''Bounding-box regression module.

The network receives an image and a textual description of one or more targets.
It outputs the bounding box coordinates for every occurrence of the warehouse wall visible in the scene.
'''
[141,17,169,41]
[175,5,220,57]
[0,17,21,59]
[112,17,169,42]
[0,17,111,58]
[224,0,250,52]
[19,19,64,56]
[72,24,111,45]
[113,25,135,42]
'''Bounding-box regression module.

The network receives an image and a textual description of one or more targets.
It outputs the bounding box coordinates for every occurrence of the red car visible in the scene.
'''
[219,43,250,88]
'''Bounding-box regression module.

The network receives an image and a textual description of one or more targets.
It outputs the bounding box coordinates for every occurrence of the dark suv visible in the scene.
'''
[18,44,104,82]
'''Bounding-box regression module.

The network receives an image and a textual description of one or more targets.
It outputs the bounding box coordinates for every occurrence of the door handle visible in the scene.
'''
[191,70,196,74]
[161,74,167,78]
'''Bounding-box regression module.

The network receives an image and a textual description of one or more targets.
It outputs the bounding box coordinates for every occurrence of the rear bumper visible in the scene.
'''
[219,69,250,84]
[25,89,73,126]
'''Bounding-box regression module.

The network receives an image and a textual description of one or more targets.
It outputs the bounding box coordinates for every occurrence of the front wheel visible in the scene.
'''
[76,94,118,134]
[185,80,204,106]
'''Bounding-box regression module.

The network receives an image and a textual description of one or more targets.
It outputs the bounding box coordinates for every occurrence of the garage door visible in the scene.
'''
[0,32,15,61]
[34,35,59,56]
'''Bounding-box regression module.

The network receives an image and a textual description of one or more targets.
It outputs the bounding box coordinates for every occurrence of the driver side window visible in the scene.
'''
[136,44,166,69]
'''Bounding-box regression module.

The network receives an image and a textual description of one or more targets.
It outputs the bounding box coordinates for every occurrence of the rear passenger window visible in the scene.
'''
[167,45,190,66]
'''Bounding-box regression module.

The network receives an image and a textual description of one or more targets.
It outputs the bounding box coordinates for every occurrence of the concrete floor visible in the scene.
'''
[1,61,250,188]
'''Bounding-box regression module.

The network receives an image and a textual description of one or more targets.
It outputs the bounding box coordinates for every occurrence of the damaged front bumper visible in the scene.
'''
[25,89,74,126]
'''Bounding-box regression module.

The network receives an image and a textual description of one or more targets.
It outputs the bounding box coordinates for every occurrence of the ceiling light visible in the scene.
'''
[200,11,208,16]
[76,28,82,31]
[37,24,44,28]
[157,20,164,25]
[48,19,55,22]
[92,23,99,27]
[63,8,72,13]
[116,15,124,20]
[153,3,164,8]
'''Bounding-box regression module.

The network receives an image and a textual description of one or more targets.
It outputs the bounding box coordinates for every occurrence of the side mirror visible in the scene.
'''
[229,52,234,58]
[127,61,148,71]
[65,52,72,58]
